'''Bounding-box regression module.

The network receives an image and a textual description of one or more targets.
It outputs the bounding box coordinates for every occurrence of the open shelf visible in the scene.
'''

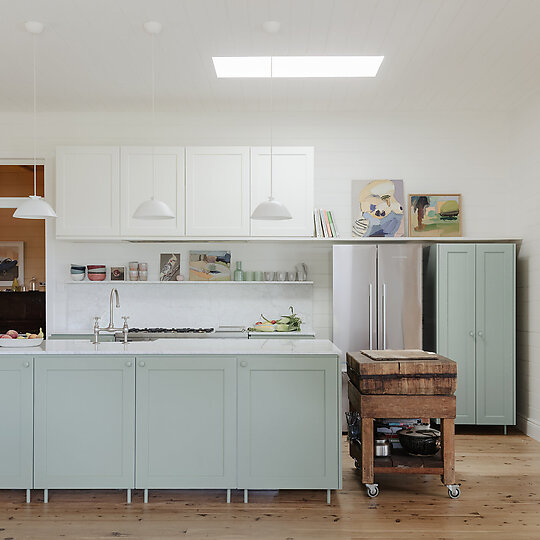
[65,280,314,285]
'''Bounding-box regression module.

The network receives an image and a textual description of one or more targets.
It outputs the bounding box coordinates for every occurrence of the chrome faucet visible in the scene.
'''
[93,288,129,343]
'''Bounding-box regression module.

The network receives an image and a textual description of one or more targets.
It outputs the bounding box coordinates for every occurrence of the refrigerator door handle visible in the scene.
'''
[369,283,373,350]
[382,283,387,349]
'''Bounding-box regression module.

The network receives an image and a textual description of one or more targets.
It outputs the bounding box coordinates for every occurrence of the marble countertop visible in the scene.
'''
[0,338,341,356]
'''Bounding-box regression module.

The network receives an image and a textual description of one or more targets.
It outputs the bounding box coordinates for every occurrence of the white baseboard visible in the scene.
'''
[517,414,540,442]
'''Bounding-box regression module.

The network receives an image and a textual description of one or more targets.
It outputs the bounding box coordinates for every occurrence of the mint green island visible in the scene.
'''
[0,339,341,504]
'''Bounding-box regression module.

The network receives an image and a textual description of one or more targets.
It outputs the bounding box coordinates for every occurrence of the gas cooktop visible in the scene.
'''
[128,327,214,334]
[115,326,247,341]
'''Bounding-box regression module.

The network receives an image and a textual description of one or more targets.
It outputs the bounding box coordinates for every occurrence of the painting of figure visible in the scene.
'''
[0,241,24,286]
[189,251,231,281]
[352,180,405,237]
[409,194,461,237]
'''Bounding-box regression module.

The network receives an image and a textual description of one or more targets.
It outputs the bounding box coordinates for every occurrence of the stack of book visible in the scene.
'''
[375,418,422,449]
[313,209,339,238]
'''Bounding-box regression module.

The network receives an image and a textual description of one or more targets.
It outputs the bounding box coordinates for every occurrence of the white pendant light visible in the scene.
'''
[251,28,292,221]
[13,21,57,220]
[133,21,175,221]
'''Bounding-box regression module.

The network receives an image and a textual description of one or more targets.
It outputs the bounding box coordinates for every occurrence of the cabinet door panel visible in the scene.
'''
[56,146,120,237]
[475,244,515,425]
[437,245,476,424]
[0,357,33,489]
[136,356,236,488]
[120,146,185,237]
[238,356,340,489]
[34,356,135,488]
[185,147,250,236]
[250,147,314,236]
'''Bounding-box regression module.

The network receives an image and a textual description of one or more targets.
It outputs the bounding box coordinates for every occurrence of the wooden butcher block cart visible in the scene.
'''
[346,350,460,498]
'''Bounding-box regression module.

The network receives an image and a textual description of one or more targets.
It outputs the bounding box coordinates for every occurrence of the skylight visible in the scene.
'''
[212,56,384,78]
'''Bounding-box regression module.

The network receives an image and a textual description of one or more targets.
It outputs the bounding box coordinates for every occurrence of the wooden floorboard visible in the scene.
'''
[1,428,539,539]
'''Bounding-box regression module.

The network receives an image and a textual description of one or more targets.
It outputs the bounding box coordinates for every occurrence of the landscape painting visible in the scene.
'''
[409,194,462,237]
[352,180,405,238]
[189,251,231,281]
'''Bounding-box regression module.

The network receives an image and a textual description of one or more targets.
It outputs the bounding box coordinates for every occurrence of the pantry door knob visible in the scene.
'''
[477,331,484,338]
[125,361,132,367]
[139,361,146,367]
[240,360,248,368]
[23,361,30,368]
[469,331,475,337]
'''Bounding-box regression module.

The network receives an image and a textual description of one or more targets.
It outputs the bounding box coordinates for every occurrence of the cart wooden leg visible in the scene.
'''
[441,418,455,485]
[361,417,374,484]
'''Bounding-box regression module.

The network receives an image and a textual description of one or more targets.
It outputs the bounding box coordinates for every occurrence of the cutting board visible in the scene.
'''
[360,349,438,361]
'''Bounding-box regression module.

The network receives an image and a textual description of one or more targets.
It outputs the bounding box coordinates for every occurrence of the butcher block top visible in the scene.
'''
[346,350,457,396]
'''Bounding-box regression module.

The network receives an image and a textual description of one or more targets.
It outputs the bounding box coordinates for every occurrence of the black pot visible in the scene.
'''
[398,426,441,456]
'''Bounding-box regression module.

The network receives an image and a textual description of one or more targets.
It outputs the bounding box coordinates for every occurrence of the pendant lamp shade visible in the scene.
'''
[251,197,292,220]
[14,21,57,220]
[133,21,175,221]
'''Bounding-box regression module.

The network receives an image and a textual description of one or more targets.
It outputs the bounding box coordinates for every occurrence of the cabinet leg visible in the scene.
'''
[226,489,231,504]
[361,417,374,484]
[326,489,331,505]
[126,489,132,504]
[243,489,248,504]
[504,425,508,436]
[144,489,149,504]
[44,489,48,504]
[441,418,456,485]
[26,489,31,504]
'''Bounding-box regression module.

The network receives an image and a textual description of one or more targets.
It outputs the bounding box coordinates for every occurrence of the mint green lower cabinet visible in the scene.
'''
[0,356,33,489]
[135,356,236,489]
[237,356,341,490]
[34,356,135,489]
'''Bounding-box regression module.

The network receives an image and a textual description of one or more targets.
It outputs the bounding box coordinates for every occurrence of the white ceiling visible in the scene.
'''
[1,0,540,113]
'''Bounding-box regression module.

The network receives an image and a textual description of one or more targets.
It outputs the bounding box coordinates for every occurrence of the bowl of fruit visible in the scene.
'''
[249,306,302,333]
[0,328,44,347]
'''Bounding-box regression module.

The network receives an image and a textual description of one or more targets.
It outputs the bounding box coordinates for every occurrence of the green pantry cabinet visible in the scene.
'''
[2,353,341,503]
[425,243,515,427]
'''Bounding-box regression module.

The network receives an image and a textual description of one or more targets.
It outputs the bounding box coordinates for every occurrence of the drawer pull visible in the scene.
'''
[125,361,132,367]
[240,360,248,368]
[139,361,146,367]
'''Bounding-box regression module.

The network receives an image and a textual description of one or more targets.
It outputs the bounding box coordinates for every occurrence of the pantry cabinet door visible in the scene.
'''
[135,356,236,488]
[0,356,33,489]
[437,244,476,424]
[120,146,185,237]
[56,146,120,237]
[185,147,250,236]
[34,356,135,488]
[250,147,314,237]
[237,355,341,489]
[475,244,515,425]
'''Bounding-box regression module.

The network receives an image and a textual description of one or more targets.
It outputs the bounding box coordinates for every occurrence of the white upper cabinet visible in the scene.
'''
[56,146,120,237]
[250,147,314,237]
[185,147,250,237]
[120,146,185,237]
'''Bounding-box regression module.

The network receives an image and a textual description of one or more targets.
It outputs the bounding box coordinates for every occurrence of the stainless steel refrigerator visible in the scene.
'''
[333,244,423,354]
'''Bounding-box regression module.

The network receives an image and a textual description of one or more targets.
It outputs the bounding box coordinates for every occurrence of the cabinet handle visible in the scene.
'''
[23,361,30,368]
[469,331,475,337]
[125,361,132,367]
[240,360,248,368]
[477,331,484,338]
[139,361,146,367]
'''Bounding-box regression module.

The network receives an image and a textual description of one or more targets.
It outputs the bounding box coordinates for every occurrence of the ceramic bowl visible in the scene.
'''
[71,273,86,281]
[87,265,106,270]
[88,273,106,281]
[70,268,85,274]
[71,264,86,271]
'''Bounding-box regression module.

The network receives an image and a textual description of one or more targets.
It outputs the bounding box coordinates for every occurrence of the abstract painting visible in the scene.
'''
[0,241,24,286]
[352,180,405,238]
[189,251,231,281]
[408,194,462,237]
[110,266,125,281]
[160,253,180,281]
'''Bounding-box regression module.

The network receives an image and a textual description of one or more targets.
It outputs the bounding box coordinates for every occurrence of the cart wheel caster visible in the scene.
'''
[354,459,361,470]
[366,484,379,498]
[447,486,460,499]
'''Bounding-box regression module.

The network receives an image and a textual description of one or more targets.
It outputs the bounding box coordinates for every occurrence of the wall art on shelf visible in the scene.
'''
[409,194,462,237]
[110,266,125,281]
[0,241,24,286]
[189,251,231,281]
[352,180,405,237]
[159,253,181,281]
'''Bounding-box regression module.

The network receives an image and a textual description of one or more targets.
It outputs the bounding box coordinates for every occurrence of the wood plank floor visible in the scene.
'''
[1,428,539,539]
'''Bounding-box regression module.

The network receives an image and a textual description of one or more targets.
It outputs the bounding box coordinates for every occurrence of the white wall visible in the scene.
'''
[0,110,511,338]
[509,97,540,440]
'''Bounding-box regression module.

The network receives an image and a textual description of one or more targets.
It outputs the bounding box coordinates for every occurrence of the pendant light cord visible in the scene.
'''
[151,32,156,200]
[270,55,273,199]
[32,33,37,197]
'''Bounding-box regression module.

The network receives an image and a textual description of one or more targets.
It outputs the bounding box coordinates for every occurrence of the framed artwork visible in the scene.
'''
[408,194,462,237]
[111,266,125,281]
[160,253,180,281]
[189,251,231,281]
[0,241,24,286]
[352,180,405,238]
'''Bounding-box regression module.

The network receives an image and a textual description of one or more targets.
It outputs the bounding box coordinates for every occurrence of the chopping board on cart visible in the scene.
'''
[347,350,457,395]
